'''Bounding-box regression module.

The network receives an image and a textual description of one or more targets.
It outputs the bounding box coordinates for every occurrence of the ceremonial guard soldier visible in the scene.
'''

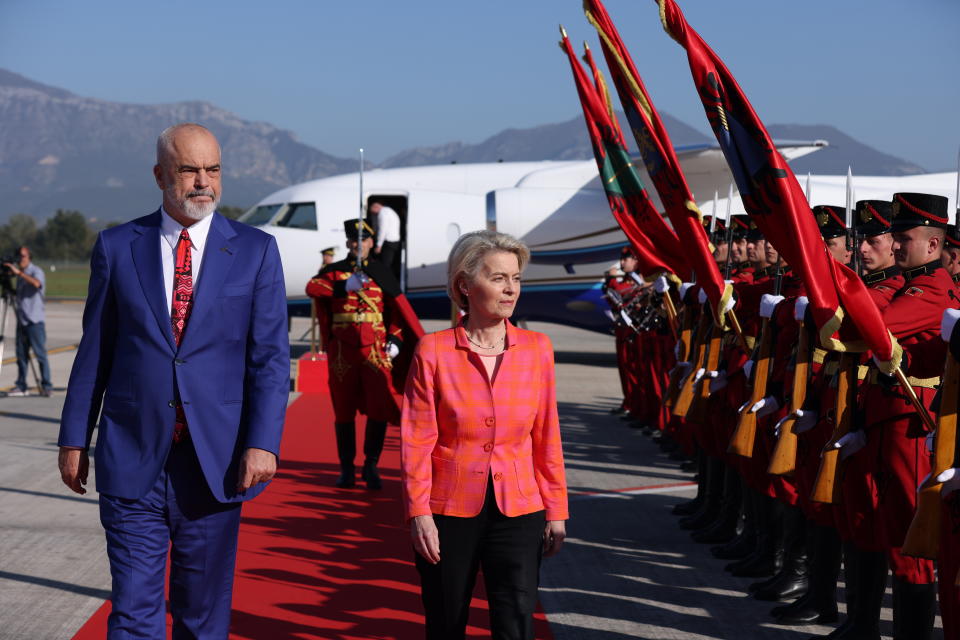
[942,222,960,286]
[306,218,423,489]
[602,246,643,419]
[837,193,955,639]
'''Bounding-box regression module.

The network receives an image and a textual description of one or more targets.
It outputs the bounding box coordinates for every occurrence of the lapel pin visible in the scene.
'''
[220,246,233,255]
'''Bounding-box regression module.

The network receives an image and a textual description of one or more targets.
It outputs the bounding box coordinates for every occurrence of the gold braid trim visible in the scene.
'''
[658,0,682,45]
[583,43,618,127]
[584,6,654,121]
[717,282,734,328]
[874,333,904,376]
[818,307,849,352]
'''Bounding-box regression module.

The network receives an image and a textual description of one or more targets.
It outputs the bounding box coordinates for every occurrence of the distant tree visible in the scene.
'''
[33,209,96,262]
[0,214,38,252]
[218,205,247,220]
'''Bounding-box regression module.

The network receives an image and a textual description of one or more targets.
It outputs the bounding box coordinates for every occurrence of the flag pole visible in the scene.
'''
[892,367,937,432]
[357,148,365,270]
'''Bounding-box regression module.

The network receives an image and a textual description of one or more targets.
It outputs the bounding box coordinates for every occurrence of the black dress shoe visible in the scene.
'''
[361,462,382,490]
[335,467,356,488]
[610,405,627,415]
[775,604,838,625]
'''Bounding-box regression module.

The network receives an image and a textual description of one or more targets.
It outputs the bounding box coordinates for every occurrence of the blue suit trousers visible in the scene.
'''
[99,441,242,639]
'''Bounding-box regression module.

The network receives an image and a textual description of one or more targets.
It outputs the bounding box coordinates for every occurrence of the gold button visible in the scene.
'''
[485,417,495,427]
[483,443,493,452]
[493,472,503,481]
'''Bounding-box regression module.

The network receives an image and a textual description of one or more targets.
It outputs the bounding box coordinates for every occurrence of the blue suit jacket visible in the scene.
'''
[59,210,290,503]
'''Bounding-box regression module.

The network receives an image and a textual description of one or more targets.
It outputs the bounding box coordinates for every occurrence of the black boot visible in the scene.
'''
[361,420,388,490]
[673,453,707,515]
[334,421,357,488]
[713,481,757,559]
[728,496,782,578]
[824,549,885,640]
[891,577,935,640]
[680,456,722,530]
[774,524,840,624]
[692,463,741,544]
[752,505,809,601]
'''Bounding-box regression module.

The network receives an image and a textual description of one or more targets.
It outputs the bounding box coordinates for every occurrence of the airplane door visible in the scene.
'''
[366,194,407,287]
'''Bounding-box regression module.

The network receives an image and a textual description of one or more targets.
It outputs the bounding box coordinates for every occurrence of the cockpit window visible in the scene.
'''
[239,204,282,226]
[275,202,317,230]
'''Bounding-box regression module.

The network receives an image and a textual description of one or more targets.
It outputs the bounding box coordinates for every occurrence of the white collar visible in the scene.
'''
[160,206,215,253]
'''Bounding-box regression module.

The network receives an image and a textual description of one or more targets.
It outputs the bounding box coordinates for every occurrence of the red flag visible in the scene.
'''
[559,29,691,281]
[585,0,732,320]
[657,0,900,368]
[581,42,624,141]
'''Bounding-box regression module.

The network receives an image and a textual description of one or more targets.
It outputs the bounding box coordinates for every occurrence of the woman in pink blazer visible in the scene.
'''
[401,230,569,640]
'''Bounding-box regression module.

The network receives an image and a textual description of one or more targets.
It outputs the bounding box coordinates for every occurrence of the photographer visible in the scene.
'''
[3,246,52,396]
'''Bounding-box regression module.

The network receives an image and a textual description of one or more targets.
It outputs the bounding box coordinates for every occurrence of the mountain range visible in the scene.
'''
[0,67,927,223]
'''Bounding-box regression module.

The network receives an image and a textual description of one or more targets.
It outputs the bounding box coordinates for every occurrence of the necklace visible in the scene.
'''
[465,331,504,350]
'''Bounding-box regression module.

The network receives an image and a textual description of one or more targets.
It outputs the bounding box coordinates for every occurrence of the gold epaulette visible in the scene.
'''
[332,312,383,325]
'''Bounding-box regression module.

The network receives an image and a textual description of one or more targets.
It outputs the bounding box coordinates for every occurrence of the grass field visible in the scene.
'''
[43,264,90,298]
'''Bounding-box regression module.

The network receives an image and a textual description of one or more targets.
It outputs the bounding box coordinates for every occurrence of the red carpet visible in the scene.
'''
[72,392,555,639]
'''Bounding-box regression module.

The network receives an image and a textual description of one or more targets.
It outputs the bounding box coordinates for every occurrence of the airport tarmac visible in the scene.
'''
[0,301,923,639]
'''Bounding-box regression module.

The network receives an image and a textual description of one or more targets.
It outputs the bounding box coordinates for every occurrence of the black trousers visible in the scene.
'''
[415,480,545,640]
[378,240,401,275]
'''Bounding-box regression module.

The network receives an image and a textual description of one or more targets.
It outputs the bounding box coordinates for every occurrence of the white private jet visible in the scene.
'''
[238,141,958,333]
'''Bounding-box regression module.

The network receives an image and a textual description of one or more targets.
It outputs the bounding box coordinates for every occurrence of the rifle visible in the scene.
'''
[810,353,858,504]
[665,301,695,408]
[902,353,959,559]
[768,317,811,475]
[687,312,723,424]
[728,268,781,457]
[673,308,712,417]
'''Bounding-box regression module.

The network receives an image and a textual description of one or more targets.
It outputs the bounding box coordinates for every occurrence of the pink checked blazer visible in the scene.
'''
[400,320,568,522]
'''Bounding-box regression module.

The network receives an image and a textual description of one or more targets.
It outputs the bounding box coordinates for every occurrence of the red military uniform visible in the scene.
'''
[306,217,424,489]
[604,272,642,417]
[307,255,420,424]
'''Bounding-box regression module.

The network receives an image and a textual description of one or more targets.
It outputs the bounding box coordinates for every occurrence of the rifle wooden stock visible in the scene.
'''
[665,304,695,408]
[728,317,773,457]
[662,290,679,339]
[811,354,857,504]
[673,311,712,417]
[769,322,810,476]
[902,353,959,559]
[687,320,723,424]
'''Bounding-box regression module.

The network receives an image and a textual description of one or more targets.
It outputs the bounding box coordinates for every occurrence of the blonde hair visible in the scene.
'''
[447,230,530,310]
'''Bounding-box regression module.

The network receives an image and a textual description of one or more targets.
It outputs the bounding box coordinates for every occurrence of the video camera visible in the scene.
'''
[0,251,19,297]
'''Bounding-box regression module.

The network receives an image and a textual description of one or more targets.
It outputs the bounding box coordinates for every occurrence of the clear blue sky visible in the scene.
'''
[2,0,958,170]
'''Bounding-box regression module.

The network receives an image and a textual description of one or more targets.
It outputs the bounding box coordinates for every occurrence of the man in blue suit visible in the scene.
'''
[57,123,289,638]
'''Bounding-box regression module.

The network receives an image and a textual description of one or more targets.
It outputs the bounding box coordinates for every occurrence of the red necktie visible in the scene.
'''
[171,229,193,443]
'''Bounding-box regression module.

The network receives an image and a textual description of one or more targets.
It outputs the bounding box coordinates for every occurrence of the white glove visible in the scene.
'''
[794,296,809,322]
[793,409,819,434]
[750,396,780,418]
[629,272,645,286]
[937,468,960,497]
[604,309,615,322]
[709,372,728,394]
[942,308,960,342]
[759,293,785,319]
[620,309,634,327]
[385,342,400,359]
[679,282,694,300]
[743,359,754,380]
[723,293,736,314]
[834,430,867,460]
[693,368,707,384]
[697,288,708,305]
[653,275,670,294]
[738,400,752,414]
[345,272,368,292]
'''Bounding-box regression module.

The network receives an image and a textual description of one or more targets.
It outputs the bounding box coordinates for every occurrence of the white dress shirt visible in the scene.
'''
[160,207,214,311]
[375,206,401,247]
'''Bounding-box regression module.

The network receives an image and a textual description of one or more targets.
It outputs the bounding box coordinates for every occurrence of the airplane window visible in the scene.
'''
[239,204,282,226]
[276,202,318,230]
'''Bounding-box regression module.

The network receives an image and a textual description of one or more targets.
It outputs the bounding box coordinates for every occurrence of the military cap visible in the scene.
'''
[343,218,375,239]
[812,205,847,240]
[946,223,960,249]
[320,246,337,256]
[890,192,949,231]
[746,218,763,242]
[730,215,750,240]
[620,245,636,258]
[855,200,894,238]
